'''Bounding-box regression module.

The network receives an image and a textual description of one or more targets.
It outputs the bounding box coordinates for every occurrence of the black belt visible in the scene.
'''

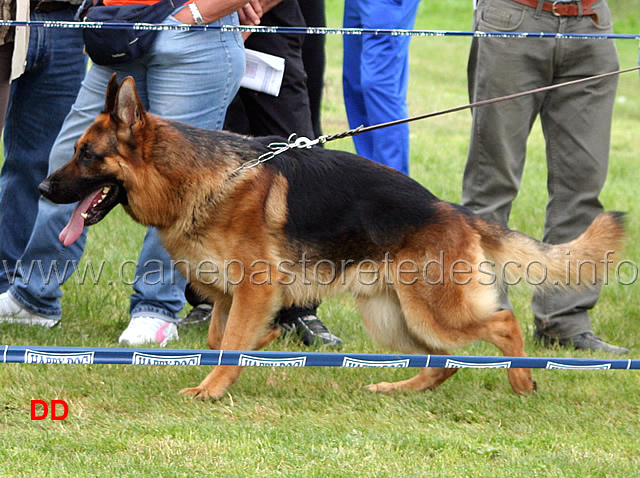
[31,1,75,13]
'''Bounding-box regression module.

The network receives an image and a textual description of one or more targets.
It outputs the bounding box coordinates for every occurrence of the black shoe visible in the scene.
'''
[179,303,212,327]
[534,330,629,355]
[279,315,343,348]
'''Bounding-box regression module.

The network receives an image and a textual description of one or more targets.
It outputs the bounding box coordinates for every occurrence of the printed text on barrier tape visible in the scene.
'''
[2,345,638,370]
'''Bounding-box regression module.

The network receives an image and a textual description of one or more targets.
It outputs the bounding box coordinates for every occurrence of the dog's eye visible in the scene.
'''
[78,144,103,165]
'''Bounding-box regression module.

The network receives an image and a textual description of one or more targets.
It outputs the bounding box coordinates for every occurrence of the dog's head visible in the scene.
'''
[39,74,147,246]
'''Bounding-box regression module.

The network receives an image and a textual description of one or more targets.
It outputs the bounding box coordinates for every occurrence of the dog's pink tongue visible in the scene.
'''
[59,190,102,247]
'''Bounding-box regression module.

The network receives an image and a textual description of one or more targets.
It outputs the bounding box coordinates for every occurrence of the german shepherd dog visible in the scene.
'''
[39,75,625,400]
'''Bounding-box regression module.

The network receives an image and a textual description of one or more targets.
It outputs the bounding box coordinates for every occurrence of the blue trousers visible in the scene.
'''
[0,9,87,293]
[342,0,421,175]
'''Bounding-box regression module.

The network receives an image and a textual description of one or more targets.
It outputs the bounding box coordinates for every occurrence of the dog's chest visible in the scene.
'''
[159,229,227,284]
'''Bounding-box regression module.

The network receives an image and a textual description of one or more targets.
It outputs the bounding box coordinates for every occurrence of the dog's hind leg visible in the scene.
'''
[364,360,459,394]
[357,295,460,393]
[179,283,281,401]
[253,323,282,349]
[466,309,537,395]
[368,309,537,394]
[397,285,535,395]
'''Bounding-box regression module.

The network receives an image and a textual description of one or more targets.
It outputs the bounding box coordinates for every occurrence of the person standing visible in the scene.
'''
[461,0,627,353]
[0,0,247,348]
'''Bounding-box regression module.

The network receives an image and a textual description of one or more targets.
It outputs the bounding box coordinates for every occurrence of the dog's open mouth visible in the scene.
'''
[59,185,121,246]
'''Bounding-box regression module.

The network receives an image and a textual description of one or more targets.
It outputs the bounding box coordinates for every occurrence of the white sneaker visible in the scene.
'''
[118,316,178,347]
[0,291,60,328]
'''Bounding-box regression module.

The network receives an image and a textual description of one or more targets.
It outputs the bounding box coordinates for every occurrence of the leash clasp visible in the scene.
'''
[268,133,327,151]
[290,134,327,149]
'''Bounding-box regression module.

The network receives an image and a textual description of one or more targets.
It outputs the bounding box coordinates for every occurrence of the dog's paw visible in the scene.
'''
[179,385,222,401]
[179,386,209,399]
[520,379,538,395]
[363,382,395,394]
[508,370,538,395]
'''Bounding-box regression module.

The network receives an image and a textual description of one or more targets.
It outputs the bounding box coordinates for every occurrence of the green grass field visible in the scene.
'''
[1,1,640,476]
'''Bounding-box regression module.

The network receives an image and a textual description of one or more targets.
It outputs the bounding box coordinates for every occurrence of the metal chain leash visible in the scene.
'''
[231,133,328,174]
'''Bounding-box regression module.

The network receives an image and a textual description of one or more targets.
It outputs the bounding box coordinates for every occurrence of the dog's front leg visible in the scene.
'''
[207,295,231,350]
[179,282,281,401]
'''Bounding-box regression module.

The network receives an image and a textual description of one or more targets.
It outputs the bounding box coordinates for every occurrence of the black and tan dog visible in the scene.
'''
[40,75,625,399]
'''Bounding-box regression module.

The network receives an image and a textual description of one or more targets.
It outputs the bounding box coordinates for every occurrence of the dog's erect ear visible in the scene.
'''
[105,73,119,113]
[114,76,146,128]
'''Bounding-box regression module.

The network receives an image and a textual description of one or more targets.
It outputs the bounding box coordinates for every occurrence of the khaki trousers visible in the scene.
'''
[462,0,619,338]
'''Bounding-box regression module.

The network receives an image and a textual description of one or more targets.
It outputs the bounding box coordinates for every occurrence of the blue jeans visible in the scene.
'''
[8,12,245,322]
[0,9,87,293]
[342,0,420,176]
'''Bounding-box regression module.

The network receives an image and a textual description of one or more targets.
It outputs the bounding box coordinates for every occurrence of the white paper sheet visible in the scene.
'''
[241,49,286,97]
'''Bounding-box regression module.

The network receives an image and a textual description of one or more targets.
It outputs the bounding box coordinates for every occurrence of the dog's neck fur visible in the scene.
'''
[122,117,257,232]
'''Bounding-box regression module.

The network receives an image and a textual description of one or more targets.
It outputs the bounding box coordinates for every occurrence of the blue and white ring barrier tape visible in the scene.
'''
[2,345,638,370]
[0,20,639,40]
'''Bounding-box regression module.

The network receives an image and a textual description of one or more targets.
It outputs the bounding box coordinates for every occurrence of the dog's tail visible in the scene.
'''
[474,212,626,291]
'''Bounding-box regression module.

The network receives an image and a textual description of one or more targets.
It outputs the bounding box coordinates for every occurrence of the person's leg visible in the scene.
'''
[0,42,12,130]
[223,93,251,135]
[0,11,86,293]
[532,5,626,353]
[238,0,314,138]
[342,0,373,159]
[462,0,555,313]
[118,12,245,345]
[355,0,420,175]
[0,42,16,290]
[0,62,122,324]
[298,0,326,137]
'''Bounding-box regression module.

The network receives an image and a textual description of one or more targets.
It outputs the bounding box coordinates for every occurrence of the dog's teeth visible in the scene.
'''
[97,187,111,203]
[81,213,88,219]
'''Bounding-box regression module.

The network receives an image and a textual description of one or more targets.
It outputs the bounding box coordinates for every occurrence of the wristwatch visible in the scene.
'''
[188,2,205,25]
